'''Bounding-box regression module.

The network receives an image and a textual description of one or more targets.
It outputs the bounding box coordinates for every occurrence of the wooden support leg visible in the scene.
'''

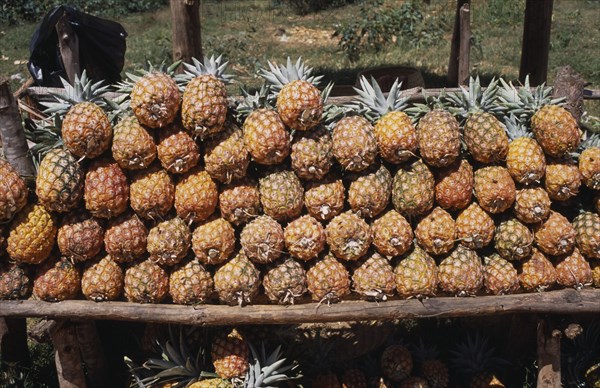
[537,318,562,388]
[50,320,87,388]
[0,317,31,366]
[74,320,110,388]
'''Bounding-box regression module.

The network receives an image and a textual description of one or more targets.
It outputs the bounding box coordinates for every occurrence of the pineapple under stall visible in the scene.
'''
[1,56,600,387]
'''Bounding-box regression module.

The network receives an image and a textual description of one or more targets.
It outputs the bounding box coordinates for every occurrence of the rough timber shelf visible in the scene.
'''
[1,289,598,326]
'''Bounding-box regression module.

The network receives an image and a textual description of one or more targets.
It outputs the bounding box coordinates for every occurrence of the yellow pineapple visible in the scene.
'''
[81,255,124,302]
[57,211,104,262]
[174,167,219,224]
[455,203,495,250]
[503,114,546,185]
[483,254,519,295]
[0,158,28,223]
[213,252,260,306]
[7,204,56,264]
[438,245,483,296]
[259,169,303,222]
[473,166,516,214]
[306,254,350,303]
[104,212,147,263]
[84,157,129,219]
[218,178,261,226]
[578,134,600,189]
[326,211,372,261]
[243,108,290,165]
[130,164,175,220]
[240,215,285,264]
[33,256,81,302]
[284,214,326,261]
[519,248,557,291]
[573,211,600,259]
[352,253,395,301]
[36,148,83,213]
[513,187,551,224]
[192,218,235,265]
[290,126,333,181]
[533,210,576,256]
[203,122,249,184]
[435,158,473,211]
[124,258,169,303]
[169,257,214,305]
[555,248,592,289]
[494,218,533,261]
[415,207,456,256]
[211,328,249,378]
[545,158,582,201]
[111,115,156,170]
[263,257,307,304]
[347,163,392,219]
[415,108,460,168]
[304,176,345,221]
[157,122,200,174]
[130,71,180,128]
[147,217,191,266]
[332,115,378,172]
[394,246,438,299]
[371,210,413,257]
[392,159,435,218]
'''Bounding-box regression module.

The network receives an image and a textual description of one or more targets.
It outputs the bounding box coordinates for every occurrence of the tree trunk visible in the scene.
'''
[447,0,470,86]
[457,3,471,85]
[552,66,586,122]
[171,0,202,70]
[0,79,36,182]
[519,0,554,85]
[537,318,562,388]
[51,320,87,388]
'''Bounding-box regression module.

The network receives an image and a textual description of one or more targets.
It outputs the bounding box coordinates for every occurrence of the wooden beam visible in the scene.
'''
[447,0,470,86]
[536,318,562,388]
[56,12,80,85]
[1,289,598,326]
[519,0,554,85]
[171,0,202,70]
[457,3,471,85]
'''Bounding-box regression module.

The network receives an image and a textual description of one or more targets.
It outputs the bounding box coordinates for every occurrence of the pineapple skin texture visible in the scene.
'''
[36,148,84,213]
[131,72,180,129]
[182,74,228,138]
[0,159,28,223]
[7,204,57,265]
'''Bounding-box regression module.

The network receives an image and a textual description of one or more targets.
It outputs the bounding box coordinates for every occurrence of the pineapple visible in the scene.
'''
[175,167,219,224]
[380,345,413,382]
[284,214,326,261]
[36,148,83,213]
[592,262,600,288]
[218,178,261,226]
[392,159,435,218]
[111,115,156,170]
[204,123,249,184]
[326,211,372,261]
[394,246,438,299]
[415,108,461,168]
[533,210,576,256]
[190,379,232,388]
[169,257,214,305]
[260,57,324,131]
[352,76,417,164]
[544,158,582,201]
[290,126,333,181]
[332,115,378,172]
[33,256,81,301]
[483,254,519,295]
[304,176,346,221]
[312,372,341,388]
[259,170,303,222]
[180,55,232,138]
[347,164,392,218]
[0,158,28,223]
[449,334,508,388]
[473,166,516,214]
[455,203,495,250]
[242,108,290,165]
[81,255,124,302]
[434,158,473,211]
[147,217,191,266]
[192,218,236,265]
[513,187,551,224]
[263,258,308,304]
[494,218,533,261]
[211,328,250,379]
[578,134,600,189]
[213,252,260,306]
[519,248,557,291]
[157,122,200,174]
[555,248,592,289]
[130,71,180,128]
[573,211,600,259]
[240,215,285,264]
[414,207,456,256]
[306,254,350,303]
[499,76,580,158]
[341,369,368,388]
[124,258,169,303]
[0,263,32,300]
[104,212,147,263]
[446,77,508,164]
[129,164,175,220]
[84,158,129,219]
[371,210,413,257]
[399,377,429,388]
[412,341,449,388]
[438,245,483,296]
[352,253,395,301]
[57,211,104,262]
[7,204,57,264]
[503,114,546,185]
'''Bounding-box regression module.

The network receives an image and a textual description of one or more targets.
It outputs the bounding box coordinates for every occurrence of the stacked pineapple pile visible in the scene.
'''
[1,56,599,306]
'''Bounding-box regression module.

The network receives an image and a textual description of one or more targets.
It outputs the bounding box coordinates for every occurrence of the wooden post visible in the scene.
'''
[0,318,31,367]
[0,79,36,183]
[457,3,471,85]
[74,320,110,388]
[447,0,470,86]
[519,0,554,86]
[552,66,586,122]
[537,318,561,388]
[51,320,87,388]
[171,0,203,69]
[56,11,80,85]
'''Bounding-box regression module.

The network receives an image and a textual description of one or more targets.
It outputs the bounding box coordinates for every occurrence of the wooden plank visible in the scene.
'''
[536,318,562,388]
[170,0,202,71]
[519,0,554,85]
[457,3,471,85]
[447,0,470,86]
[56,12,80,85]
[50,320,87,388]
[0,289,598,326]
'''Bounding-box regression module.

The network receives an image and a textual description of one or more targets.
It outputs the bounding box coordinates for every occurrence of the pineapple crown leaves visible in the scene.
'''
[448,333,510,378]
[404,88,451,123]
[24,115,64,169]
[116,60,182,94]
[581,111,600,134]
[243,343,302,388]
[234,84,276,125]
[503,113,533,141]
[176,55,234,85]
[350,75,408,122]
[42,70,110,114]
[497,75,565,121]
[411,338,441,364]
[572,131,600,159]
[259,57,324,93]
[445,76,503,118]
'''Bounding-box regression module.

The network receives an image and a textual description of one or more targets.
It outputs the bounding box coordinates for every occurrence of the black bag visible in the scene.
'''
[28,5,128,87]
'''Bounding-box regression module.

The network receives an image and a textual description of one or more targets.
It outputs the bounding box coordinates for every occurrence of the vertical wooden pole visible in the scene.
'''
[171,0,203,69]
[75,320,110,388]
[0,318,31,366]
[457,3,471,86]
[51,320,87,388]
[447,0,470,86]
[519,0,554,86]
[552,66,585,122]
[56,11,81,85]
[536,318,561,388]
